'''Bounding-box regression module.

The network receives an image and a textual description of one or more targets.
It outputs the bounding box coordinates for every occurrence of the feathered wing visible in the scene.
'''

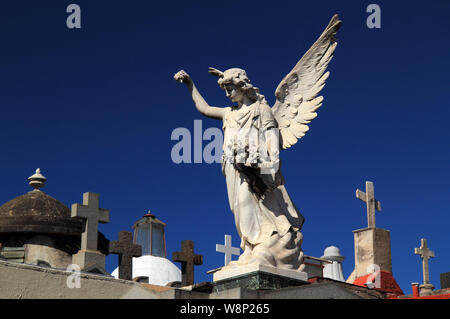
[272,14,341,149]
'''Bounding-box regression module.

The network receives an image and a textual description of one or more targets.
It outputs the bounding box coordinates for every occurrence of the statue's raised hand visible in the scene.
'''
[174,70,192,85]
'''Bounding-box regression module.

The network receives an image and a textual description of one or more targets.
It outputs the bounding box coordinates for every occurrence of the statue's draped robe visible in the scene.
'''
[221,101,305,270]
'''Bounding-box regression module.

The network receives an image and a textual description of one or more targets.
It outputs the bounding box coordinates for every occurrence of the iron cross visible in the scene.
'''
[173,240,203,286]
[109,231,142,281]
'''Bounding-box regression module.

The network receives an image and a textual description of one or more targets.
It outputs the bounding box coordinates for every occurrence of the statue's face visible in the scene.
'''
[224,83,245,103]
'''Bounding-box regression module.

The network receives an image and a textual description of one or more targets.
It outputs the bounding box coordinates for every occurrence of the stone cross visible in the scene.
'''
[356,181,382,228]
[216,234,240,266]
[109,231,142,281]
[414,238,435,285]
[173,240,203,286]
[71,192,110,251]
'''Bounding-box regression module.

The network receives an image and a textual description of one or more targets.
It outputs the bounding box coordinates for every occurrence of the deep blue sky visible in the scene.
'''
[0,1,449,294]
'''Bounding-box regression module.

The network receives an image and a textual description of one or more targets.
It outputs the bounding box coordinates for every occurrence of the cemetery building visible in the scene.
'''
[0,169,109,271]
[0,171,449,299]
[111,212,181,285]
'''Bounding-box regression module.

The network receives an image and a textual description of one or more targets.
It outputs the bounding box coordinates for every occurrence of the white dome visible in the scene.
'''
[112,255,181,286]
[322,246,343,259]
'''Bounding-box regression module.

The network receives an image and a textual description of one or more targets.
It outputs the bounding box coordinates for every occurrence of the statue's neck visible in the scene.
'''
[238,95,255,108]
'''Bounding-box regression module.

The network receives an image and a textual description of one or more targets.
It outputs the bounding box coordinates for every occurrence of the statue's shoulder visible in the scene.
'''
[256,100,274,118]
[222,106,233,121]
[258,101,272,112]
[223,106,233,114]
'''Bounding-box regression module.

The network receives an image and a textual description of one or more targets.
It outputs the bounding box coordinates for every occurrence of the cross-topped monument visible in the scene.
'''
[349,181,392,280]
[71,192,110,272]
[216,234,240,266]
[173,240,203,286]
[356,181,382,228]
[414,238,435,295]
[109,231,142,280]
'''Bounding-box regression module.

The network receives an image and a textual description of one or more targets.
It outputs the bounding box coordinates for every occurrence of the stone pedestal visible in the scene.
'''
[212,264,308,292]
[72,249,106,271]
[353,227,392,277]
[419,283,435,296]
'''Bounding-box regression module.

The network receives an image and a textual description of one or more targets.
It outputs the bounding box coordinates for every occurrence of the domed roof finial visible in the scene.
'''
[144,210,155,218]
[28,168,47,191]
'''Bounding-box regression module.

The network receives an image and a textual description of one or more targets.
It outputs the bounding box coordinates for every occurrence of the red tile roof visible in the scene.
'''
[352,270,404,296]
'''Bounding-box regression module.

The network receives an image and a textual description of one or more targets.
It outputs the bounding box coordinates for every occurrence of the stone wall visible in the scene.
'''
[0,260,387,299]
[24,235,72,269]
[0,260,160,299]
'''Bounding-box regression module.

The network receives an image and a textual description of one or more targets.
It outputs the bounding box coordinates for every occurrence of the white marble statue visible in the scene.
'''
[175,15,341,273]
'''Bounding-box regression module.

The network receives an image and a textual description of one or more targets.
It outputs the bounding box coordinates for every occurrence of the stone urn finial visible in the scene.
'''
[28,168,47,191]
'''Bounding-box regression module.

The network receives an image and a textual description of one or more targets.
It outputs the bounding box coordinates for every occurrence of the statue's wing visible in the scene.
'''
[272,15,341,149]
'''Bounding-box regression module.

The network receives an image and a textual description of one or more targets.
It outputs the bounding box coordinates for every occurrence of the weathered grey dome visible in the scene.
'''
[0,190,82,236]
[0,190,109,254]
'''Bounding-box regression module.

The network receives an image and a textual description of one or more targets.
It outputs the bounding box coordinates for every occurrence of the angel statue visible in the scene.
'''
[174,15,341,273]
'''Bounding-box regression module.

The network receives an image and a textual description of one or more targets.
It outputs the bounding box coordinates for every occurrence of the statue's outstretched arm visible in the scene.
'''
[174,70,227,120]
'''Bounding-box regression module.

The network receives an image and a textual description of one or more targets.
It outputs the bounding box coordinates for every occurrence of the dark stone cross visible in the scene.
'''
[109,231,142,280]
[173,240,203,286]
[356,181,382,228]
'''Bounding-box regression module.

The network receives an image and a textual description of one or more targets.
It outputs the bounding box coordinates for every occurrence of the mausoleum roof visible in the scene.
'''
[112,255,181,286]
[0,189,82,236]
[0,169,109,254]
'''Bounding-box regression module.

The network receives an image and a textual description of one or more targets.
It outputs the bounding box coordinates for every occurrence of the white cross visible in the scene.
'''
[414,238,435,285]
[216,234,240,266]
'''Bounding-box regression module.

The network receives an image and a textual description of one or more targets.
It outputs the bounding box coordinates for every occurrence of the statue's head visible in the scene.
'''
[208,67,260,104]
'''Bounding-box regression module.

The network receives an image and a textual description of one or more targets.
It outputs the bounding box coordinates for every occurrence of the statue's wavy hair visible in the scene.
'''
[209,67,268,105]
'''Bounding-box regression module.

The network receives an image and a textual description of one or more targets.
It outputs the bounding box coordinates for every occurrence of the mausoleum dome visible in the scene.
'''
[0,169,109,255]
[112,255,181,286]
[322,246,344,261]
[112,211,181,285]
[0,189,82,236]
